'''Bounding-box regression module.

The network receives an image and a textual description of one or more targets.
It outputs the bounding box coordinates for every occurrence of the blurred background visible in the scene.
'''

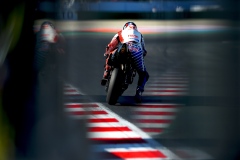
[0,0,239,160]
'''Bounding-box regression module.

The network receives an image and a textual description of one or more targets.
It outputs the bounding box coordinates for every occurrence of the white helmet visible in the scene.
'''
[40,21,57,43]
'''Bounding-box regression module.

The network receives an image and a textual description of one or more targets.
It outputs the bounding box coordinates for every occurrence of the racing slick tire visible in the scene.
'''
[106,68,123,105]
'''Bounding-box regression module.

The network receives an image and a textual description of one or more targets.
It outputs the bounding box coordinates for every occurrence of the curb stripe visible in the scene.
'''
[135,111,176,116]
[89,118,119,123]
[109,150,167,159]
[143,92,187,96]
[136,119,173,123]
[134,115,176,120]
[145,89,187,92]
[88,122,127,127]
[63,84,181,159]
[88,132,141,139]
[89,127,131,132]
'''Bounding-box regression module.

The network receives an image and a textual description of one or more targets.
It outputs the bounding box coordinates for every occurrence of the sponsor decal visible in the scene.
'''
[41,34,50,37]
[128,34,138,38]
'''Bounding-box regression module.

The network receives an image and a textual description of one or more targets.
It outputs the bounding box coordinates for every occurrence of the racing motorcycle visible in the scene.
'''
[104,43,136,105]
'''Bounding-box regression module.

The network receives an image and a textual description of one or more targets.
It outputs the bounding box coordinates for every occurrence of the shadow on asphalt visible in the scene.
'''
[65,94,183,105]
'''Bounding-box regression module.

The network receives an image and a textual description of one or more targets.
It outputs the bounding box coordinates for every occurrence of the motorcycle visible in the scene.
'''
[104,43,136,105]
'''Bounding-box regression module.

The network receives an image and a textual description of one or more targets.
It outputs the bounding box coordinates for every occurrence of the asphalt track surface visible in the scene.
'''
[35,20,240,159]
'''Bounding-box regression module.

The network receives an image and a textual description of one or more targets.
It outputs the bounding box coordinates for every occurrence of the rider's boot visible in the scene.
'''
[101,70,110,86]
[134,71,149,102]
[135,87,143,103]
[101,64,112,86]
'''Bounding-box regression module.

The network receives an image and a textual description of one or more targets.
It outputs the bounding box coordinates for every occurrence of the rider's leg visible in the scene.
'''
[101,55,112,86]
[103,64,111,79]
[101,49,118,86]
[137,70,149,92]
[135,70,149,102]
[130,49,149,102]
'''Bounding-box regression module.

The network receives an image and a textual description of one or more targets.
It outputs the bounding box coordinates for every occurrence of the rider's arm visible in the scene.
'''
[141,34,147,57]
[105,33,119,55]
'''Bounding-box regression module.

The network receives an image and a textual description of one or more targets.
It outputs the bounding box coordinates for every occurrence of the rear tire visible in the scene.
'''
[106,68,123,105]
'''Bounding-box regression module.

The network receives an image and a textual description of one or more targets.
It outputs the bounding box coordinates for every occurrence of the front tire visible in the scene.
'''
[106,68,123,105]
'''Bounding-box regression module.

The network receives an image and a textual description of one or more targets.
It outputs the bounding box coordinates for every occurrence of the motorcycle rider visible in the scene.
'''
[34,21,66,73]
[101,22,149,102]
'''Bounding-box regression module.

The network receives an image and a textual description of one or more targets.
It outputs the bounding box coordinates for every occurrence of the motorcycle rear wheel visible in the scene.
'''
[106,68,123,105]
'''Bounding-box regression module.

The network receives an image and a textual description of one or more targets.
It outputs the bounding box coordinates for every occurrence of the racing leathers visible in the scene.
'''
[101,26,149,99]
[34,21,66,77]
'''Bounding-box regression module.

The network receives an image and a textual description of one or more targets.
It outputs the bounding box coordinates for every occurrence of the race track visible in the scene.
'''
[35,19,240,159]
